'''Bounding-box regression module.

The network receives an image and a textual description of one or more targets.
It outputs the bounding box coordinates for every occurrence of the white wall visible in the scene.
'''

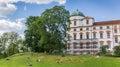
[68,15,120,54]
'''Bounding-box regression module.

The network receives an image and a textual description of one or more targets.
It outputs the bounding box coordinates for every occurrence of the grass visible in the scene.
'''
[0,53,120,67]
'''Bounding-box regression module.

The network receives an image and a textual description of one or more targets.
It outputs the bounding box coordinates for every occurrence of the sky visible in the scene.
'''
[0,0,120,38]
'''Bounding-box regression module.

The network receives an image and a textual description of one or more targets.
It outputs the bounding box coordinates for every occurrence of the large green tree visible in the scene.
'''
[25,6,70,53]
[41,6,70,52]
[25,16,40,51]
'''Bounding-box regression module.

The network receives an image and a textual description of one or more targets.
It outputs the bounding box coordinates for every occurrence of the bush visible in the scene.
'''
[113,45,120,56]
[99,45,108,56]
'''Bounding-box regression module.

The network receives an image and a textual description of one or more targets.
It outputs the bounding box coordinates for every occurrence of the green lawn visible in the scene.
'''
[0,53,120,67]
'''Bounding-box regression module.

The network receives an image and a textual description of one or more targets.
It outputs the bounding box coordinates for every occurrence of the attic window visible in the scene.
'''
[100,27,103,29]
[86,20,89,24]
[107,26,110,29]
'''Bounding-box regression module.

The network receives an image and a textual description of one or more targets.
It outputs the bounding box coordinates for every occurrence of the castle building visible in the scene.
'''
[67,10,120,55]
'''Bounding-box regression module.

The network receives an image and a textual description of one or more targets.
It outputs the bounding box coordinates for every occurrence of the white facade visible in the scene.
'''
[67,11,120,55]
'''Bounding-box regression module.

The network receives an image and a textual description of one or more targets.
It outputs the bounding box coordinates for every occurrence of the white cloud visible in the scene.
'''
[0,0,66,4]
[0,0,66,17]
[0,2,17,17]
[0,18,24,35]
[20,0,66,4]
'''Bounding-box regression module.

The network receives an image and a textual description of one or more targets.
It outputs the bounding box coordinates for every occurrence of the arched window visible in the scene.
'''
[86,42,90,49]
[80,42,83,49]
[86,20,89,24]
[80,28,82,31]
[80,33,83,39]
[74,20,76,25]
[68,43,71,49]
[93,33,96,39]
[86,33,89,39]
[73,42,77,49]
[100,27,103,29]
[107,31,110,38]
[107,26,110,29]
[107,41,111,48]
[74,28,76,31]
[99,31,103,39]
[73,33,77,40]
[114,29,117,33]
[100,41,104,46]
[115,37,118,43]
[93,27,96,30]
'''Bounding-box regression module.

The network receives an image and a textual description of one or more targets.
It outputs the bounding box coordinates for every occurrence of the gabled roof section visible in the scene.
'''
[82,16,94,20]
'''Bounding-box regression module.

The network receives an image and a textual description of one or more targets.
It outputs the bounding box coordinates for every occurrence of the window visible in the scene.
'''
[93,44,97,48]
[114,25,117,29]
[107,26,110,29]
[107,32,110,38]
[100,33,103,39]
[115,37,118,43]
[80,28,82,31]
[74,33,76,40]
[74,28,76,31]
[80,43,83,49]
[93,33,96,39]
[114,29,117,33]
[93,27,96,30]
[73,42,77,49]
[74,20,76,25]
[86,20,89,24]
[86,43,90,49]
[68,34,70,41]
[86,28,89,30]
[68,43,71,49]
[86,33,89,39]
[107,42,111,48]
[80,34,83,39]
[100,27,103,29]
[100,41,104,46]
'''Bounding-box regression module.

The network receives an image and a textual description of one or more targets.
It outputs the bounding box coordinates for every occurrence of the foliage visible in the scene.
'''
[113,45,120,56]
[99,45,108,56]
[0,32,23,57]
[25,6,70,53]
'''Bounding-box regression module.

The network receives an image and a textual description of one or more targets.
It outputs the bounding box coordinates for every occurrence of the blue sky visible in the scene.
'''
[0,0,120,37]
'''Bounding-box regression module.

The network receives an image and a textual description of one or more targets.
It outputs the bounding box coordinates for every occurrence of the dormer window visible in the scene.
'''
[86,20,89,24]
[100,27,103,29]
[107,26,110,29]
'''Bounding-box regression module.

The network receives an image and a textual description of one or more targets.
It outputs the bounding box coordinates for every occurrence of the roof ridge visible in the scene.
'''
[94,20,120,23]
[93,20,120,26]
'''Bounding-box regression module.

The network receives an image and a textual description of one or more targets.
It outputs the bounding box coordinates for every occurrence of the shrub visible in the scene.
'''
[99,45,108,56]
[113,45,120,56]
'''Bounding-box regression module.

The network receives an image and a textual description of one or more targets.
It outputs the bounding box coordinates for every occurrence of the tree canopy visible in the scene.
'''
[0,32,23,57]
[25,6,70,53]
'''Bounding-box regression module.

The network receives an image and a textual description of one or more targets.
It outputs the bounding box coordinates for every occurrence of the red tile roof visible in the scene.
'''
[93,20,120,26]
